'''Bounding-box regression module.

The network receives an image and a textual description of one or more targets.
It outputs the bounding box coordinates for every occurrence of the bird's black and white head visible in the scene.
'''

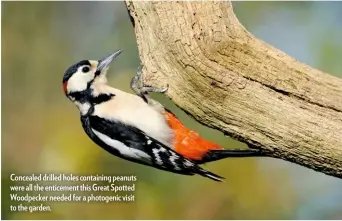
[62,50,122,113]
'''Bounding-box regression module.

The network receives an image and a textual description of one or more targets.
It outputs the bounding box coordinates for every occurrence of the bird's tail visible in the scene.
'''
[196,167,225,182]
[197,149,264,164]
[194,148,264,181]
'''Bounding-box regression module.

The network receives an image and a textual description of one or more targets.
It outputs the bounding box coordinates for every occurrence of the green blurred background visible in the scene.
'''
[2,1,342,220]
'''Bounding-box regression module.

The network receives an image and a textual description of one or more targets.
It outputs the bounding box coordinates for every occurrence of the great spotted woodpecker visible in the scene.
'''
[62,50,263,182]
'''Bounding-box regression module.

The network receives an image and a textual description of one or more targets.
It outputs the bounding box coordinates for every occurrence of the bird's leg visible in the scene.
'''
[130,65,168,96]
[130,65,168,108]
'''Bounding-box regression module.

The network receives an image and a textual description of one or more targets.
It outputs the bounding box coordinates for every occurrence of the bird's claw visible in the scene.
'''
[131,65,168,96]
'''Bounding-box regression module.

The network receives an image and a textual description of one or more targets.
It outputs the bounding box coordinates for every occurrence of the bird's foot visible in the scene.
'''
[130,65,168,99]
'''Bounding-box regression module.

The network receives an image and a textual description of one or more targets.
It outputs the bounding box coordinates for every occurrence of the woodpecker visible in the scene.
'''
[62,50,263,182]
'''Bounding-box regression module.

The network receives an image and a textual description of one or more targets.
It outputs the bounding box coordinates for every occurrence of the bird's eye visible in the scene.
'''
[82,66,90,73]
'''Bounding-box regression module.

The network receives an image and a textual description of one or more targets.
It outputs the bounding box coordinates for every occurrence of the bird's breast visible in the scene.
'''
[93,95,175,147]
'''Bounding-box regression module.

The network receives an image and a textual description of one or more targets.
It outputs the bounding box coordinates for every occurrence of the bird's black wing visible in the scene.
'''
[81,114,224,181]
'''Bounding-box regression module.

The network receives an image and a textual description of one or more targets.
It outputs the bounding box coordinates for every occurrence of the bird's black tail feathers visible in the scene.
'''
[197,168,225,182]
[193,148,265,181]
[197,148,264,164]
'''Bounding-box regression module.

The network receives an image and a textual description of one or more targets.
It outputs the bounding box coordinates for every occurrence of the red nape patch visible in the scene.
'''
[62,82,68,94]
[164,111,223,161]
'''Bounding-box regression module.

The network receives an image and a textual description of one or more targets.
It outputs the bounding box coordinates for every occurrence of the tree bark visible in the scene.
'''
[125,1,342,178]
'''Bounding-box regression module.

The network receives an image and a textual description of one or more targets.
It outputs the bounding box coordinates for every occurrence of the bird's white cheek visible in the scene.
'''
[67,72,94,92]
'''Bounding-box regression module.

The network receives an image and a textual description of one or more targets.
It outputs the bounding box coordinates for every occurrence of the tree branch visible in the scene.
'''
[125,1,342,178]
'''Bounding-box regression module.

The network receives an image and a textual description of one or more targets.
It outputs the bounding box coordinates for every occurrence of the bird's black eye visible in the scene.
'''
[82,66,90,73]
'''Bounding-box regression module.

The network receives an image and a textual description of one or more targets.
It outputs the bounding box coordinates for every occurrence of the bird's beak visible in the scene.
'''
[96,49,123,74]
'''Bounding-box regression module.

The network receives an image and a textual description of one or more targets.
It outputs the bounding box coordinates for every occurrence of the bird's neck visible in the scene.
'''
[68,88,93,115]
[69,86,115,116]
[75,101,92,116]
[88,82,116,105]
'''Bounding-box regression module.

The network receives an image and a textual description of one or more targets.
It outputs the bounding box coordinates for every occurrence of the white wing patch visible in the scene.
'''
[183,160,195,168]
[92,129,151,164]
[169,152,181,170]
[152,148,166,166]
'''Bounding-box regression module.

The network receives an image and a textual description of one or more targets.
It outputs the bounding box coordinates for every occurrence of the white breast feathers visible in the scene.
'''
[91,84,175,147]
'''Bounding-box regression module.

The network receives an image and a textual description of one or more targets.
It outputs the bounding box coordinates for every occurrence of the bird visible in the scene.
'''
[62,49,264,182]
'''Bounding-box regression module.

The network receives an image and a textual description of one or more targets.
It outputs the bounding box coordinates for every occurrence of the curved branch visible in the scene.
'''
[125,1,342,178]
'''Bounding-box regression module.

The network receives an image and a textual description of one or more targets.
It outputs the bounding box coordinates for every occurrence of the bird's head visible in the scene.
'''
[62,49,123,97]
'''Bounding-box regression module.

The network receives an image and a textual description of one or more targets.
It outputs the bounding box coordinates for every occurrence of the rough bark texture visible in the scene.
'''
[125,1,342,178]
